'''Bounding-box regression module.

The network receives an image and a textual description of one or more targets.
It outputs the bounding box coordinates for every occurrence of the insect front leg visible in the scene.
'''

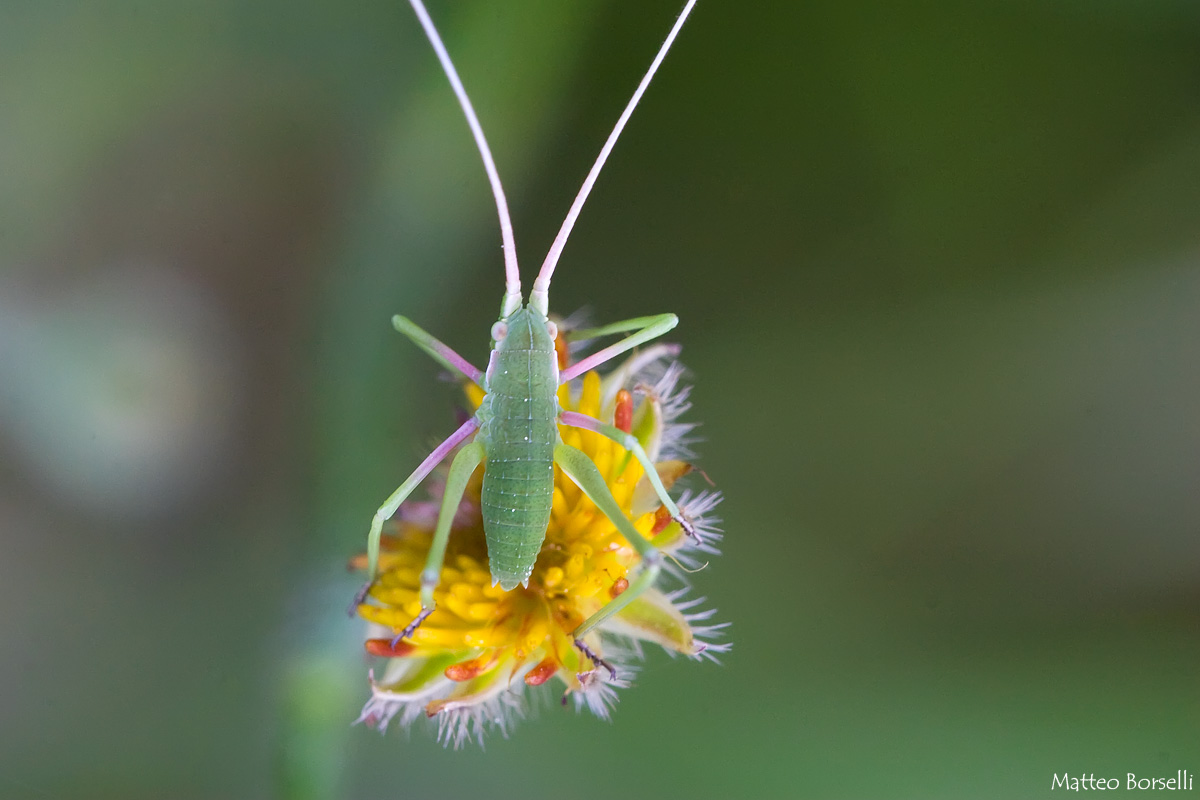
[553,442,668,679]
[392,314,484,387]
[349,417,478,616]
[560,313,679,383]
[389,440,486,646]
[560,410,699,541]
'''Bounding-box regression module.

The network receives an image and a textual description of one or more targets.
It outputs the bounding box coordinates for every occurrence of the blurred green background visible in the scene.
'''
[2,0,1198,798]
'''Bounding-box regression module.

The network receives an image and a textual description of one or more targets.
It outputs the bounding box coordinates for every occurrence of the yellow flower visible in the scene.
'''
[352,351,726,746]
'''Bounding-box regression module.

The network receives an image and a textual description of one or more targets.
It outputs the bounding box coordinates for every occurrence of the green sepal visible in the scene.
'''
[376,651,462,696]
[607,589,695,655]
[426,656,515,716]
[631,391,664,462]
[650,520,687,551]
[631,460,692,516]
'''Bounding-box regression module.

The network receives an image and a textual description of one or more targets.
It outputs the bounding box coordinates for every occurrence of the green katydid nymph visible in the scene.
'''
[352,0,708,683]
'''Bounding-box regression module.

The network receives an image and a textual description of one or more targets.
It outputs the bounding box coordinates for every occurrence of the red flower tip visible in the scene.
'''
[365,638,416,658]
[523,657,558,686]
[444,655,495,682]
[614,389,634,433]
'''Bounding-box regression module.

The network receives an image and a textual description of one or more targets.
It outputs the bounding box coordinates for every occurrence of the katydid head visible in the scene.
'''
[489,306,556,351]
[484,307,557,395]
[489,306,557,352]
[405,0,698,327]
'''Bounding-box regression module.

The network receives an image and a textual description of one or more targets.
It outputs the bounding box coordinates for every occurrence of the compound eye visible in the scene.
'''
[491,321,507,342]
[545,320,558,340]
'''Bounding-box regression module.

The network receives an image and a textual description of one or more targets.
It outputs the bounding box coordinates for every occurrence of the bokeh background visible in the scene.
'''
[2,0,1198,797]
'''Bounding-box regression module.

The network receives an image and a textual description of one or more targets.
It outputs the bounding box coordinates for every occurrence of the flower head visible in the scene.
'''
[351,347,727,747]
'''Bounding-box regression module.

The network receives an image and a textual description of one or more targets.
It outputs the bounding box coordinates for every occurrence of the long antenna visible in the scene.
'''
[530,0,698,316]
[408,0,523,317]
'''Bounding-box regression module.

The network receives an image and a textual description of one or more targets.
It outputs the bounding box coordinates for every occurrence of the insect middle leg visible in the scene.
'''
[553,442,668,678]
[349,417,478,615]
[388,440,486,645]
[560,410,697,540]
[560,313,678,383]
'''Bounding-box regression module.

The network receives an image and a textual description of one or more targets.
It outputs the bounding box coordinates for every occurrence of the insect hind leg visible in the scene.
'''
[553,442,666,678]
[348,417,478,617]
[391,441,486,645]
[560,410,699,541]
[573,637,616,681]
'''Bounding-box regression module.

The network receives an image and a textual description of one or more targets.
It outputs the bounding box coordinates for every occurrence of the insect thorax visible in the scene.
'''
[476,306,560,590]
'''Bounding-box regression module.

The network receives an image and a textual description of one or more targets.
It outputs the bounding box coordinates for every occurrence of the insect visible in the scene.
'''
[352,0,701,677]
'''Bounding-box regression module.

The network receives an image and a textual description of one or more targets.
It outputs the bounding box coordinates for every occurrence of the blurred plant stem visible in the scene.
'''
[276,3,604,798]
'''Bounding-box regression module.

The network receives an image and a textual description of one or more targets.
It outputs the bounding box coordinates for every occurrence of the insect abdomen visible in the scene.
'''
[479,309,559,590]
